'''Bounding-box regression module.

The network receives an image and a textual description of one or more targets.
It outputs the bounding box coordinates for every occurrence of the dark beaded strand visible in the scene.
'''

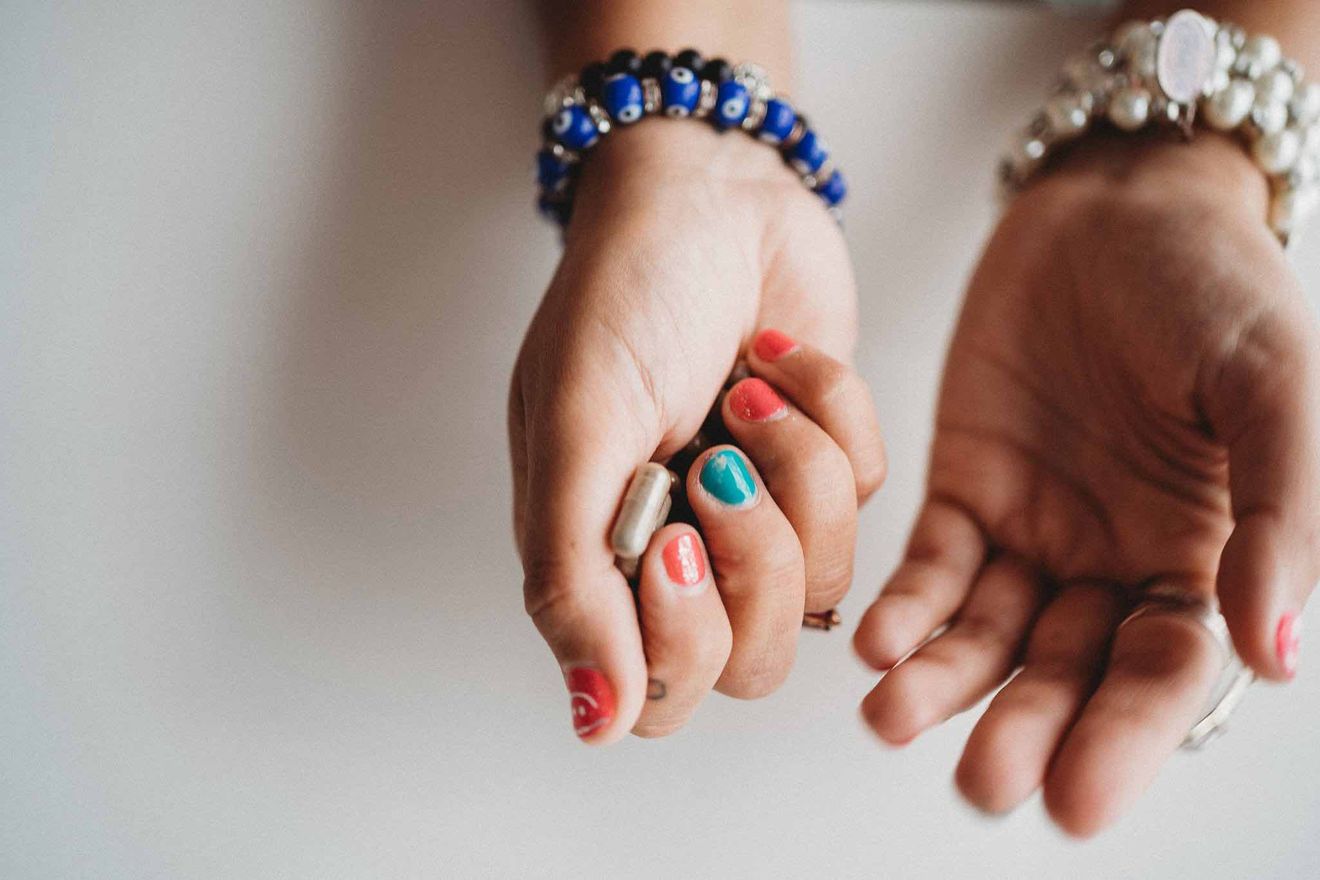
[639,50,672,80]
[537,50,847,226]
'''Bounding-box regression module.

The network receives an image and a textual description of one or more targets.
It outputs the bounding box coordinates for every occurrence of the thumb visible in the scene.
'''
[517,383,654,743]
[1206,321,1320,681]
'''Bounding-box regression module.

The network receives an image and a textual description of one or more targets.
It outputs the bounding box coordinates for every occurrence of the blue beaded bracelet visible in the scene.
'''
[535,48,847,227]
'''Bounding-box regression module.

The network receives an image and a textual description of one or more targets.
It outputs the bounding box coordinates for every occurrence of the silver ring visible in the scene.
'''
[1117,586,1255,750]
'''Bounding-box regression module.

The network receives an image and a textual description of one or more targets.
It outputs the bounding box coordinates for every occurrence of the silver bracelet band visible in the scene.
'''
[1000,9,1320,247]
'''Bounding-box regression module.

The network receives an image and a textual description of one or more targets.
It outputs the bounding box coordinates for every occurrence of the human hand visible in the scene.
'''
[511,123,885,742]
[853,133,1319,835]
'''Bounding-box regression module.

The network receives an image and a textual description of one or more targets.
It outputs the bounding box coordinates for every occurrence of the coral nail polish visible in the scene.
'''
[662,532,707,589]
[564,666,614,738]
[728,378,787,422]
[753,328,799,362]
[1277,612,1302,679]
[699,449,757,507]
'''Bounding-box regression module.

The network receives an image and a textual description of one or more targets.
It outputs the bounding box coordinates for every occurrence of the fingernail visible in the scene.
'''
[1277,612,1302,679]
[728,377,787,422]
[699,449,757,507]
[662,531,707,590]
[564,665,614,739]
[753,328,799,362]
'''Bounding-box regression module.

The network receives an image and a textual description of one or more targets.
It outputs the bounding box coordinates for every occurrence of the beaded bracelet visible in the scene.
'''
[1000,10,1320,246]
[535,48,846,227]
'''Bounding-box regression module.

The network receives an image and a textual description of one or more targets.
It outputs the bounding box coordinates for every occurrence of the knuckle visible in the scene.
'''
[854,452,888,502]
[806,548,855,610]
[632,715,690,739]
[803,359,854,409]
[719,649,793,700]
[521,557,579,622]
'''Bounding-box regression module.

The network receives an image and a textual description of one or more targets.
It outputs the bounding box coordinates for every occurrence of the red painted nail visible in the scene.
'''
[1277,612,1302,679]
[662,532,707,589]
[753,329,799,362]
[728,377,787,422]
[565,666,615,738]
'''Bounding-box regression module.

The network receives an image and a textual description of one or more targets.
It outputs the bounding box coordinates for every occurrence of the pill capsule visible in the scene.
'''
[611,463,676,579]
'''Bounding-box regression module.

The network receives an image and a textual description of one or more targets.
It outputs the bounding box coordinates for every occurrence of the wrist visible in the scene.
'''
[566,118,811,236]
[1033,131,1270,216]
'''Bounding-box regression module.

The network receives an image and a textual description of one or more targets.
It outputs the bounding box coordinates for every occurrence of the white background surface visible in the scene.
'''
[3,2,1319,878]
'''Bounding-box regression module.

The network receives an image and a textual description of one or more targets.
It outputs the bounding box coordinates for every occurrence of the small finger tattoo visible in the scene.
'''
[646,678,667,700]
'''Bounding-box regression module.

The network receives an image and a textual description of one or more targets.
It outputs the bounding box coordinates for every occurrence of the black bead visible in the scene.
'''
[541,115,556,142]
[673,48,703,72]
[700,57,732,82]
[579,61,606,100]
[640,50,671,80]
[607,48,641,76]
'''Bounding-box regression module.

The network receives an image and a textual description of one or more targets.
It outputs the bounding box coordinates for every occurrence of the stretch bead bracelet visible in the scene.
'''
[1000,9,1320,246]
[535,48,846,227]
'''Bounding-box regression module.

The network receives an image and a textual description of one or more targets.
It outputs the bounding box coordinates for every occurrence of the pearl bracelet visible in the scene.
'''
[535,48,846,228]
[1000,9,1320,246]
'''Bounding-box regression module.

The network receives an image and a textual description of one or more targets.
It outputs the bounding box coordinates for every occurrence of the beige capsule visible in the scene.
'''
[611,462,676,579]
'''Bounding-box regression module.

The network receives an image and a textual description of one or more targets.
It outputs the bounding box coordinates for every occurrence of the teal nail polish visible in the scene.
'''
[700,450,757,507]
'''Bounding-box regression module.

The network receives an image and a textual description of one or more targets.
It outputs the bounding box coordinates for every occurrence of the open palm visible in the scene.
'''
[853,136,1320,836]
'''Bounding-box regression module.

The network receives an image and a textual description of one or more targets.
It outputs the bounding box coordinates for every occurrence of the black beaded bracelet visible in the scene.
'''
[535,47,847,227]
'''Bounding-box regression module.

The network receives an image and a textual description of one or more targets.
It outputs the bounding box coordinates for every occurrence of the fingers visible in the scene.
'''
[1203,320,1320,680]
[860,556,1045,745]
[747,329,888,501]
[686,445,806,699]
[721,377,858,612]
[518,390,653,746]
[853,497,988,670]
[632,525,733,738]
[955,583,1124,815]
[1042,607,1224,838]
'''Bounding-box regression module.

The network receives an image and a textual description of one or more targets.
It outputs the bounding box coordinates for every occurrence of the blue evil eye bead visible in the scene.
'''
[713,80,750,129]
[601,73,644,125]
[758,98,796,144]
[550,105,599,151]
[536,148,572,192]
[816,170,846,207]
[661,67,701,117]
[788,129,828,175]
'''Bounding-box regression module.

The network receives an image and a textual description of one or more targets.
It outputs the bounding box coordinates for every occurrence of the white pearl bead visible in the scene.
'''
[1109,87,1152,131]
[1203,79,1255,130]
[1296,154,1320,186]
[1271,186,1319,238]
[1256,68,1296,105]
[1239,35,1283,76]
[1253,128,1303,174]
[1252,95,1289,135]
[1292,83,1320,126]
[1045,94,1090,139]
[1118,23,1158,78]
[1215,38,1237,72]
[1305,127,1320,165]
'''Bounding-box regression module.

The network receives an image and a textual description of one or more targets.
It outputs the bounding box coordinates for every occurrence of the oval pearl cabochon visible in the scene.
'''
[1157,10,1217,104]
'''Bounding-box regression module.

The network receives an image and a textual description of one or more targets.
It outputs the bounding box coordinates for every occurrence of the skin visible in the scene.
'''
[854,132,1320,836]
[517,0,1320,838]
[510,120,884,740]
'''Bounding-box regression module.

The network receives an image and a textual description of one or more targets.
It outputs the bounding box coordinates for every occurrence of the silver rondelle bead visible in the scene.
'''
[1009,134,1048,179]
[1109,86,1152,131]
[1203,78,1256,130]
[1045,93,1090,140]
[1253,128,1304,175]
